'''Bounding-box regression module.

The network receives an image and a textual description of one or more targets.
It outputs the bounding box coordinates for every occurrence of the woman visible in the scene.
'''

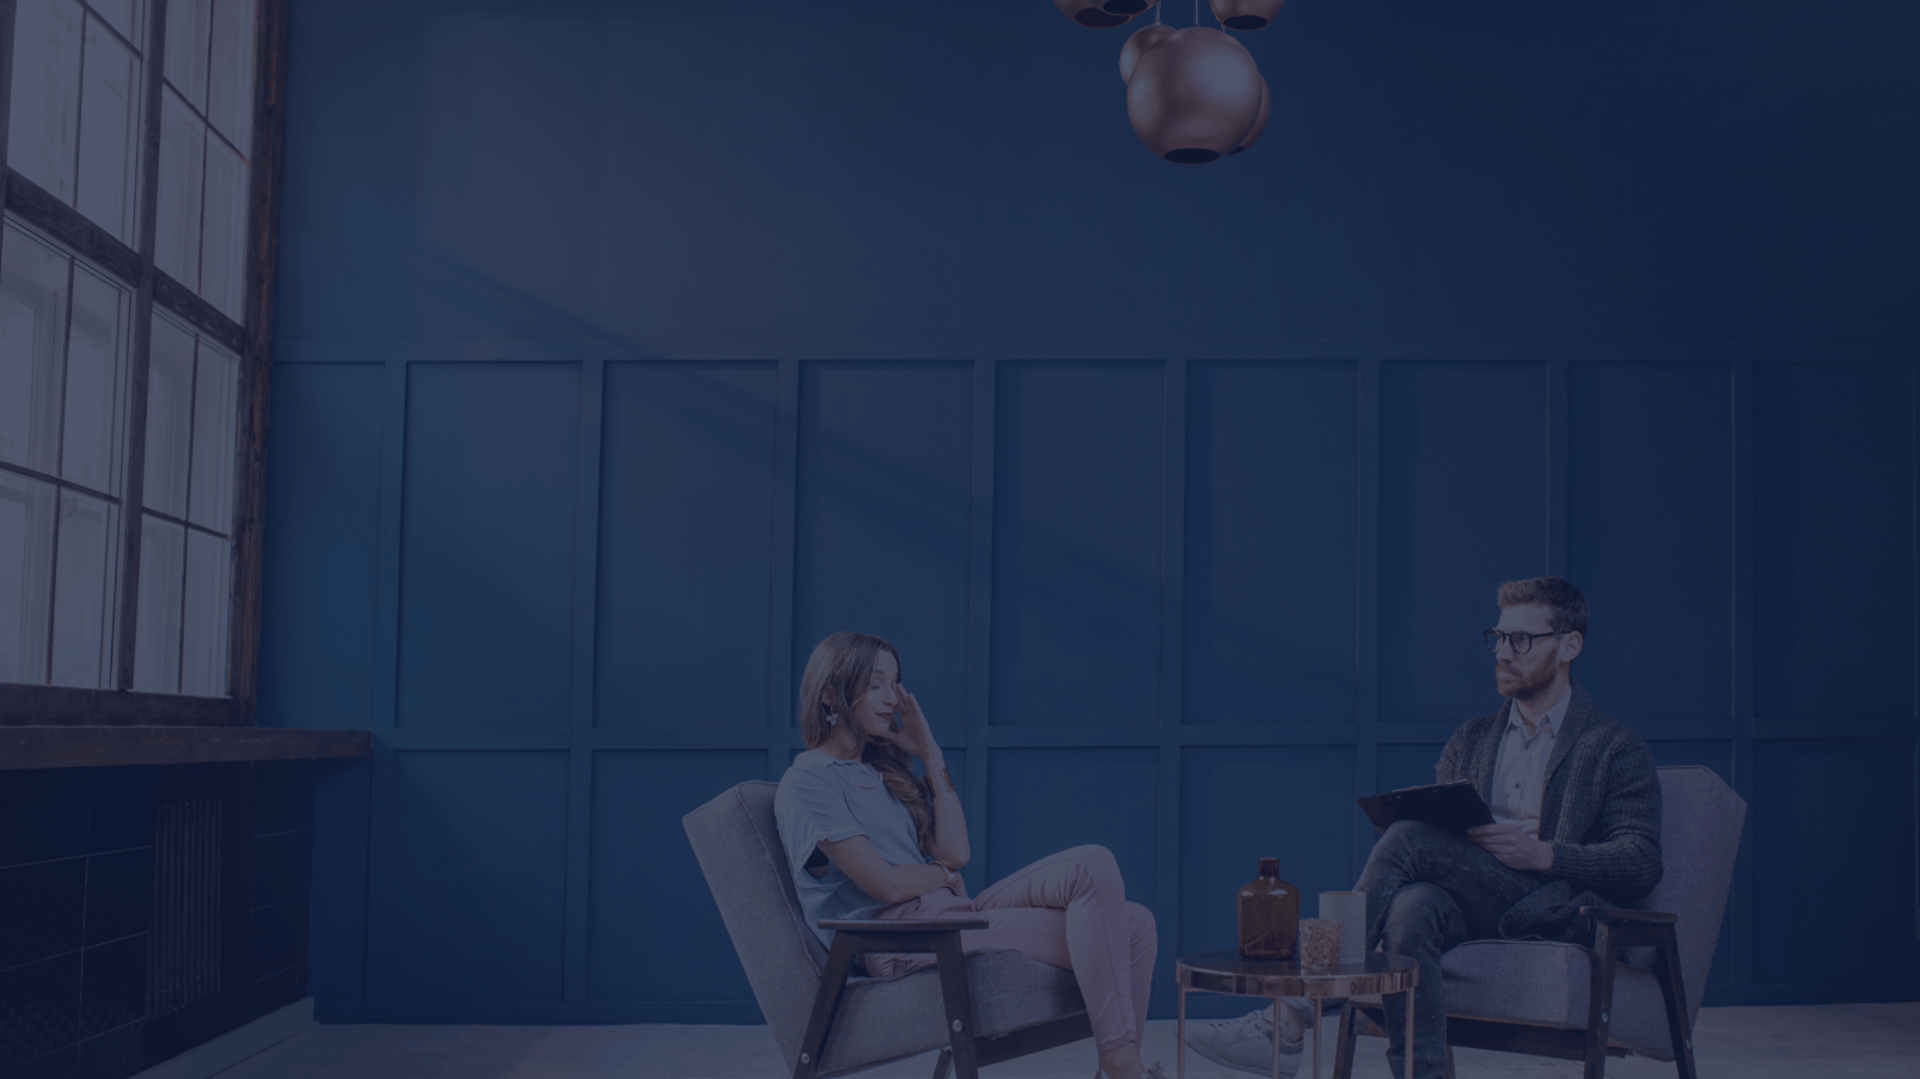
[775,631,1162,1079]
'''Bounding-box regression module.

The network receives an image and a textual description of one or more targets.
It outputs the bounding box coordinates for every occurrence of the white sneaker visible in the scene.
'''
[1183,1002,1313,1077]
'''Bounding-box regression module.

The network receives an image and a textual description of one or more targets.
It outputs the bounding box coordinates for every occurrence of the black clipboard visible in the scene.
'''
[1356,779,1495,834]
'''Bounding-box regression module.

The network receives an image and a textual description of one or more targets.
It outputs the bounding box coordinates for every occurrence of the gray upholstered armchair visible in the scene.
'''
[683,781,1093,1079]
[1335,765,1746,1079]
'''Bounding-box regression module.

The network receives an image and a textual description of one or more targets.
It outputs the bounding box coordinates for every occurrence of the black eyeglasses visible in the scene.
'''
[1484,629,1563,655]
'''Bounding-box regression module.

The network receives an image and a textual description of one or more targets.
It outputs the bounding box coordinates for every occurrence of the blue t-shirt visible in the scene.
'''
[775,749,931,947]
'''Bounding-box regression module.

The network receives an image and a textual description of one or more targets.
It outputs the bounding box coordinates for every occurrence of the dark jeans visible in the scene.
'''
[1356,820,1543,1079]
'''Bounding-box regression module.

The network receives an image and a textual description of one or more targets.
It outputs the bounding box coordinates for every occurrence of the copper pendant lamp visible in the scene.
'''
[1230,77,1270,154]
[1124,27,1264,164]
[1209,0,1286,32]
[1118,22,1177,84]
[1053,0,1158,29]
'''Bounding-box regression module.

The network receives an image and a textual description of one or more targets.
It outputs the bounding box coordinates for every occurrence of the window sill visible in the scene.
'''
[0,726,371,770]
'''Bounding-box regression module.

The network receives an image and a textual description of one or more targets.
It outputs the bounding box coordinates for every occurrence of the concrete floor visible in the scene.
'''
[200,1003,1920,1079]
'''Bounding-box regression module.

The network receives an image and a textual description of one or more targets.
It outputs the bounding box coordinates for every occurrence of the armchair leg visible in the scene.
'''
[1331,1002,1357,1079]
[1583,923,1619,1079]
[1340,1005,1454,1079]
[933,934,982,1079]
[931,1047,954,1079]
[795,936,861,1079]
[1647,925,1698,1079]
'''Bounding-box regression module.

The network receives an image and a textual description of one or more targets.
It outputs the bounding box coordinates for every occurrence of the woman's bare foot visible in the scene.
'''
[1096,1042,1145,1079]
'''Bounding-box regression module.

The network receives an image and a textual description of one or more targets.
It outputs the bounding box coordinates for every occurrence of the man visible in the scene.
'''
[1186,577,1663,1079]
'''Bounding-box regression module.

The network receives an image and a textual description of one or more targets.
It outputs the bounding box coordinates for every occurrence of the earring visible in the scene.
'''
[825,712,839,728]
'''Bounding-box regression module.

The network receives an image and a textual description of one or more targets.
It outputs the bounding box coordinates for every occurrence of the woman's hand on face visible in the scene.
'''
[887,686,939,760]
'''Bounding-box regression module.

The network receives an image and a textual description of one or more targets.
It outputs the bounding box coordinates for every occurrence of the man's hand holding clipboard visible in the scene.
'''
[1356,779,1496,835]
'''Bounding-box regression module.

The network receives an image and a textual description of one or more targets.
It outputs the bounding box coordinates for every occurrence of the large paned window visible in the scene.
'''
[0,221,128,688]
[0,0,284,722]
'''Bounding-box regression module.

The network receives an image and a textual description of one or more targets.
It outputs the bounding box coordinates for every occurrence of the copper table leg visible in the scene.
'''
[1271,996,1284,1079]
[1177,983,1186,1079]
[1310,997,1324,1079]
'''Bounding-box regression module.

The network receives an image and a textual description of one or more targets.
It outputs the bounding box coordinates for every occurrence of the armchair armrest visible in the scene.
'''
[1579,906,1676,925]
[818,918,988,932]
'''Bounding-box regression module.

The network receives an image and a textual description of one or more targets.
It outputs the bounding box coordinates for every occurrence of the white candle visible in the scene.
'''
[1319,890,1367,964]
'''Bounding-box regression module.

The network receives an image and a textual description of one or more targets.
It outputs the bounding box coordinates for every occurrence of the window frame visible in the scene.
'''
[0,0,289,725]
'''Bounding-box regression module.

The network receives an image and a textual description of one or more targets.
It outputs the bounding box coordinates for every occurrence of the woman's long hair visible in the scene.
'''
[797,631,935,855]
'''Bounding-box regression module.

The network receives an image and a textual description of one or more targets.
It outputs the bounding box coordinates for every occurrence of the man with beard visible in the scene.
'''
[1185,577,1663,1079]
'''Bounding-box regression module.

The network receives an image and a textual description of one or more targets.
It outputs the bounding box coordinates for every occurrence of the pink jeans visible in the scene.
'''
[871,844,1157,1053]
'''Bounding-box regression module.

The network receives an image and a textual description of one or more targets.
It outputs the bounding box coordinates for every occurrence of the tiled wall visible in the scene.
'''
[0,761,314,1079]
[250,762,314,1022]
[0,766,154,1079]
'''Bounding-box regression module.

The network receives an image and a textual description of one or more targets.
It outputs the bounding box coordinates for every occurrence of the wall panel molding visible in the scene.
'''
[263,355,1920,1022]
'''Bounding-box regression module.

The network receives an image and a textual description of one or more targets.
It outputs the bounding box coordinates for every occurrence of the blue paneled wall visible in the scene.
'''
[260,0,1918,1023]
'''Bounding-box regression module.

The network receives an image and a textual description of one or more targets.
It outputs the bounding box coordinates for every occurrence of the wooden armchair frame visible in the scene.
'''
[1332,906,1699,1079]
[795,918,1094,1079]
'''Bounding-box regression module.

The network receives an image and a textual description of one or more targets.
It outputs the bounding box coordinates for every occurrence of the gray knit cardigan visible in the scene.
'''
[1434,679,1663,944]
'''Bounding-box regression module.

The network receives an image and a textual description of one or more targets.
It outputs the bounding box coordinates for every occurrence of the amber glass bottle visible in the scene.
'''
[1237,857,1300,959]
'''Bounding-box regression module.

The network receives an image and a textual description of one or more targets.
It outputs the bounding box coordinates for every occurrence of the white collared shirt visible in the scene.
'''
[1489,688,1570,839]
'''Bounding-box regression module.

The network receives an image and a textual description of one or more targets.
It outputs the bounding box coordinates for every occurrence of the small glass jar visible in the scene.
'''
[1237,856,1300,959]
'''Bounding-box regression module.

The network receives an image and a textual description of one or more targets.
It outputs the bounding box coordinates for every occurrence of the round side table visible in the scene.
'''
[1175,951,1418,1079]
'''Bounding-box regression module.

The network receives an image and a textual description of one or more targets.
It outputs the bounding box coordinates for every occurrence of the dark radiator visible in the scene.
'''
[148,794,226,1017]
[143,769,252,1062]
